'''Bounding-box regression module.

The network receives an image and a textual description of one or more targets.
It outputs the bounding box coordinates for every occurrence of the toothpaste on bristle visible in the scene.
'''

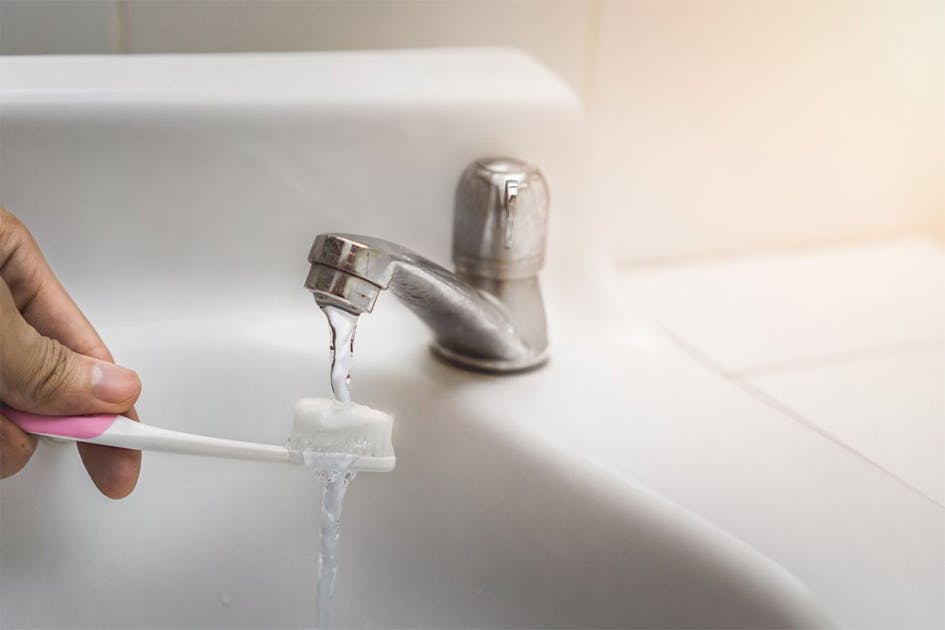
[287,397,394,459]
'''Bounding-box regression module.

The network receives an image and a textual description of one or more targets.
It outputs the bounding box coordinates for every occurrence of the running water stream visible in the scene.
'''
[313,305,360,629]
[313,459,356,630]
[322,305,358,403]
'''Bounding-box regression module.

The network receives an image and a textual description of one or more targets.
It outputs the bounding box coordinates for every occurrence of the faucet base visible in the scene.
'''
[430,343,549,374]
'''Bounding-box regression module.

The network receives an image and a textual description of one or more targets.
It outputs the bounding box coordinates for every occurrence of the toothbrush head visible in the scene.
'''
[288,398,395,473]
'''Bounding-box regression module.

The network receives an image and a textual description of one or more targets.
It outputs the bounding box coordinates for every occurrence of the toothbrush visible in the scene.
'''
[1,399,395,473]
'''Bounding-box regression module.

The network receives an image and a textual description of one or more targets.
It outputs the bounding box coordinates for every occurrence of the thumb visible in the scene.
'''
[1,287,140,416]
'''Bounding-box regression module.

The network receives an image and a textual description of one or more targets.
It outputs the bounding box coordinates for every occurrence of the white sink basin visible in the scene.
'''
[0,309,825,628]
[2,49,937,629]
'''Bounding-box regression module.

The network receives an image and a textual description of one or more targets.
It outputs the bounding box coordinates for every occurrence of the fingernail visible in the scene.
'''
[91,363,140,404]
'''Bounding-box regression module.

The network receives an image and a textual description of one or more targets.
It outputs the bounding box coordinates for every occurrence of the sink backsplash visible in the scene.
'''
[0,49,589,321]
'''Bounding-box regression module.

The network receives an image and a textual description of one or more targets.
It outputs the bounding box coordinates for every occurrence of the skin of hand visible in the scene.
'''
[0,208,142,498]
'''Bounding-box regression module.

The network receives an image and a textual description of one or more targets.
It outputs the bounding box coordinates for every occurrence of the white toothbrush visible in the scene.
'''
[2,399,395,473]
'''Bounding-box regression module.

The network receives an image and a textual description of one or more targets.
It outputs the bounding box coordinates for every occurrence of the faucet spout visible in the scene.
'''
[306,233,546,372]
[305,157,550,373]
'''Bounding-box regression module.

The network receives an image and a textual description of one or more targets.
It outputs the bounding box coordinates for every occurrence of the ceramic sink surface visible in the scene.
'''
[0,50,939,629]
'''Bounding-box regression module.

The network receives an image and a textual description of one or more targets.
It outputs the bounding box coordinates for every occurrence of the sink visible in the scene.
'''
[0,309,825,628]
[2,49,935,629]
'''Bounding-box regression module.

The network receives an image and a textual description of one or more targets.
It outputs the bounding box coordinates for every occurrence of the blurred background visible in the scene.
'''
[1,0,941,264]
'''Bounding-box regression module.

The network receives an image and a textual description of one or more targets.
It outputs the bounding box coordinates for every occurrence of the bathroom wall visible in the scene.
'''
[1,0,942,264]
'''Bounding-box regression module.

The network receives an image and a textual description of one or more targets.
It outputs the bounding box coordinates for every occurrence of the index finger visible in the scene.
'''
[0,208,111,361]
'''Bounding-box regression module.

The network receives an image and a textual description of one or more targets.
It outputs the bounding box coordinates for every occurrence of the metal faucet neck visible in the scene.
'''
[305,158,550,373]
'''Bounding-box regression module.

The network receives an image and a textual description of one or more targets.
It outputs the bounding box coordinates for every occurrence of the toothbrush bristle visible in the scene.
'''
[287,398,395,465]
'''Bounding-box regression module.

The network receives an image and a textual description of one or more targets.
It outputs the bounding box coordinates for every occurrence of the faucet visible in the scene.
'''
[304,157,550,372]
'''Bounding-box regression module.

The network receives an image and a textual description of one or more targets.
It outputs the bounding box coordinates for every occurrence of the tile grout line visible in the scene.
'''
[730,377,943,508]
[659,327,945,509]
[110,0,128,54]
[728,337,945,378]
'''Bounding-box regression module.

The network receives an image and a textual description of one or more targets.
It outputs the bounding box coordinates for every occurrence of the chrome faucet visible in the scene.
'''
[304,157,550,372]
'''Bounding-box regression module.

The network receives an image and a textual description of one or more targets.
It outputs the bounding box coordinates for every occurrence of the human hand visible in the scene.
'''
[0,208,141,498]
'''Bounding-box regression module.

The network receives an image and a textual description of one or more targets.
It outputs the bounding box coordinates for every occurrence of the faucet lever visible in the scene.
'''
[453,157,549,281]
[503,179,518,248]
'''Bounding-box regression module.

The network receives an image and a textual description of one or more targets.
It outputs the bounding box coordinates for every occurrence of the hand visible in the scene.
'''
[0,208,141,498]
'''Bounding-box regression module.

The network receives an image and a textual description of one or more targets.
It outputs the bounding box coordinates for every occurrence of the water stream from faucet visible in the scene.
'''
[313,460,357,630]
[321,305,358,403]
[313,305,360,629]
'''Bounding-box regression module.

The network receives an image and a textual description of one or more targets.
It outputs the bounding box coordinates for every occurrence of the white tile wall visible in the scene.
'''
[1,0,942,263]
[0,0,116,54]
[591,0,944,263]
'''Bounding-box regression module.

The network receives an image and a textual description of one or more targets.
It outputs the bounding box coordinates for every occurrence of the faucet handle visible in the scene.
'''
[453,157,549,280]
[503,178,518,248]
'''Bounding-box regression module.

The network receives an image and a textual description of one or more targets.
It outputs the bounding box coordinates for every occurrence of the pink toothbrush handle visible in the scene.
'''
[1,404,292,464]
[1,406,118,440]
